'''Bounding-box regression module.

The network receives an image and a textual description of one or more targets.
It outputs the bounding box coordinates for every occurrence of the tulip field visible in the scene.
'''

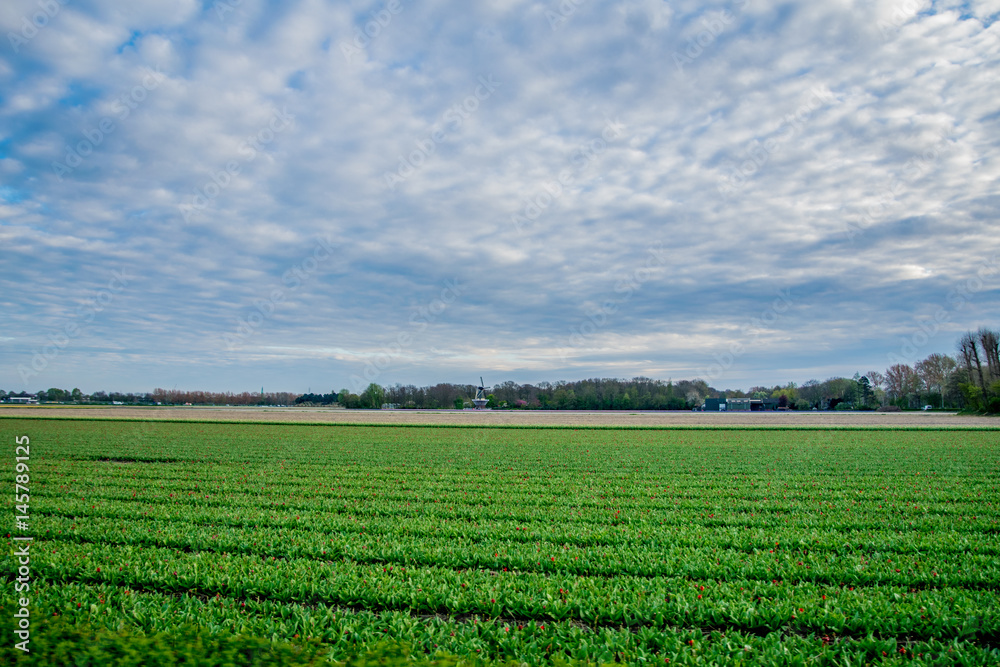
[2,417,999,665]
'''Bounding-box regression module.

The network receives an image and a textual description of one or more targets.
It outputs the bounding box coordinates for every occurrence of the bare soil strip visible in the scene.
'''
[1,405,996,427]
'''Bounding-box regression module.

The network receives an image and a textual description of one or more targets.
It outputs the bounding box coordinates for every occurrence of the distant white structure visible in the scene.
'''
[7,396,38,404]
[473,377,489,410]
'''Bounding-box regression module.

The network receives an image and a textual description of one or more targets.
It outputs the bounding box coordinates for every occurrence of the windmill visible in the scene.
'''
[473,377,489,410]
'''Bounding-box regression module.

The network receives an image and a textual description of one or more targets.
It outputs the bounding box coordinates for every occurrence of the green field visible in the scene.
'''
[3,419,999,665]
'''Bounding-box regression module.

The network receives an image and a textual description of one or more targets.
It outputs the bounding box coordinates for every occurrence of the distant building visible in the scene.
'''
[703,397,726,412]
[705,397,781,412]
[7,396,38,404]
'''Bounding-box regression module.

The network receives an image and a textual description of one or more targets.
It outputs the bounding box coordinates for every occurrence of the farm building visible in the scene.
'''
[6,396,38,404]
[703,397,726,411]
[703,397,780,411]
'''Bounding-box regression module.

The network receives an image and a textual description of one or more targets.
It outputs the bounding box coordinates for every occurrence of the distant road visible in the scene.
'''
[1,406,996,427]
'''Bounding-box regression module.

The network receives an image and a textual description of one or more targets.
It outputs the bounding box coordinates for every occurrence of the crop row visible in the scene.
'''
[39,460,1000,502]
[36,474,998,521]
[35,426,1000,482]
[34,486,1000,540]
[32,514,1000,590]
[11,538,999,641]
[13,579,995,665]
[34,500,1000,559]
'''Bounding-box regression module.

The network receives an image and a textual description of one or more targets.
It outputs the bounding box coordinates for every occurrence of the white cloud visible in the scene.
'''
[0,0,997,392]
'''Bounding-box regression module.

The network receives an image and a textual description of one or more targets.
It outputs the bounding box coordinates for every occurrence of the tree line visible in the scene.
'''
[0,388,300,406]
[5,327,997,413]
[337,378,705,411]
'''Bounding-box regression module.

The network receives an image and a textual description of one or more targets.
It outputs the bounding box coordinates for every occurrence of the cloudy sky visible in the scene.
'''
[1,0,998,394]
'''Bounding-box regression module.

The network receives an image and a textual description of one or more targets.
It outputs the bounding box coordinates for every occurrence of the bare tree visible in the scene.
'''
[884,364,906,402]
[915,353,957,406]
[957,332,986,393]
[977,327,1000,383]
[865,370,887,405]
[884,363,922,407]
[866,370,885,391]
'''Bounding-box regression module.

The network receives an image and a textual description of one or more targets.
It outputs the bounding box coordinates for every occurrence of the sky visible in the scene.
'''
[1,0,999,395]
